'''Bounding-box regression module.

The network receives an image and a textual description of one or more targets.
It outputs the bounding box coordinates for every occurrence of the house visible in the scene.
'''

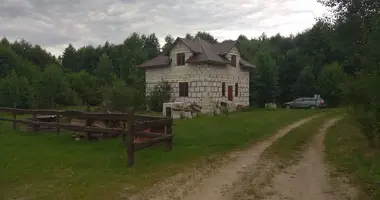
[139,37,255,113]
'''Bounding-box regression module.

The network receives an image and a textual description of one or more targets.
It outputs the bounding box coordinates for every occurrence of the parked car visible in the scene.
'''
[284,97,326,109]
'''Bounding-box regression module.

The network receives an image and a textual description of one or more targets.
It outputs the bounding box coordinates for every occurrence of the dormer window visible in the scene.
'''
[176,52,185,66]
[231,55,237,67]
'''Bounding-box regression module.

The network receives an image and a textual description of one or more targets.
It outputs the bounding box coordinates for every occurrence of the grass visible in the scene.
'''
[238,110,342,199]
[0,109,320,200]
[264,109,343,166]
[325,116,380,200]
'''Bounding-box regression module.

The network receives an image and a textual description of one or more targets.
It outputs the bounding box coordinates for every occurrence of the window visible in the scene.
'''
[222,82,226,97]
[179,82,188,97]
[235,83,238,96]
[176,53,185,66]
[231,55,237,67]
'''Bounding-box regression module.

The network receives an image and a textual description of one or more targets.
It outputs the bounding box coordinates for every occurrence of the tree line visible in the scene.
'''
[0,28,346,109]
[0,0,379,146]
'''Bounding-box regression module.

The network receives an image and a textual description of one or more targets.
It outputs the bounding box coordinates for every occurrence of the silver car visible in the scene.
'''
[284,97,325,109]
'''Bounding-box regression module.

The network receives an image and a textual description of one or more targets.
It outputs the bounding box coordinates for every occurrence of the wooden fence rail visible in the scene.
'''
[0,107,173,167]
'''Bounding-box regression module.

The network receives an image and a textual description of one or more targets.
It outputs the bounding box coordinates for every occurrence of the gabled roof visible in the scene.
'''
[212,40,236,55]
[139,54,171,68]
[239,59,256,68]
[186,38,230,65]
[139,37,255,69]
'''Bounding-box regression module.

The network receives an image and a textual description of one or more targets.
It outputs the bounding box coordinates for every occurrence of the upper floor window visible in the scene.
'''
[176,53,186,66]
[231,55,237,67]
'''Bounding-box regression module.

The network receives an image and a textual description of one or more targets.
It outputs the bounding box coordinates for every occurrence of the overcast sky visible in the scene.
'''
[0,0,327,56]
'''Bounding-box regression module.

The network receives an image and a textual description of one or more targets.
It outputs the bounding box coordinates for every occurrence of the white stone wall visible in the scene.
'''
[145,41,250,113]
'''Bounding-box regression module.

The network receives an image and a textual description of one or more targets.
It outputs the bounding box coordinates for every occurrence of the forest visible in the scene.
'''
[0,1,379,144]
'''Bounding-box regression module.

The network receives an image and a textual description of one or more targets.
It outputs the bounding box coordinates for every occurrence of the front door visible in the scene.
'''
[228,86,233,101]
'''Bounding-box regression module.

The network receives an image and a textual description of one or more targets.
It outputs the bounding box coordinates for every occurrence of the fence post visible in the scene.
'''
[165,118,173,151]
[85,119,94,140]
[56,114,60,135]
[12,111,16,130]
[127,107,135,167]
[122,121,127,146]
[32,112,37,132]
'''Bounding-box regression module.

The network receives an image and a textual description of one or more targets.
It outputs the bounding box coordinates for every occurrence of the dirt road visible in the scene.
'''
[128,116,317,200]
[233,117,358,200]
[259,117,358,200]
[128,116,357,200]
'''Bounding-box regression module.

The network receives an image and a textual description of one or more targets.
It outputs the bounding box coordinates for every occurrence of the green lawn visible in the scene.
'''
[325,116,380,200]
[1,109,318,200]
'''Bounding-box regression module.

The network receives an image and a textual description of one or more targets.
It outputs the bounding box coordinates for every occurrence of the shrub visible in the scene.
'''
[147,80,172,112]
[265,103,277,110]
[0,70,30,108]
[345,71,380,147]
[101,79,138,112]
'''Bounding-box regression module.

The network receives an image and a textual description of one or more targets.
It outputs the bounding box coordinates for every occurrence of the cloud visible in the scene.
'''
[0,0,327,56]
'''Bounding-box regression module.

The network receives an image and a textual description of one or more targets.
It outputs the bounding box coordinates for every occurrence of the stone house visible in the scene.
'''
[139,37,255,113]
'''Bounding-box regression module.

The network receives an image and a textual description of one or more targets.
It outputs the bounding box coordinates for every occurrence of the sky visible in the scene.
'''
[0,0,327,56]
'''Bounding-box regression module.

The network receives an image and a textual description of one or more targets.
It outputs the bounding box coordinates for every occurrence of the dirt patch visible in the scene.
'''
[126,116,318,200]
[247,117,358,200]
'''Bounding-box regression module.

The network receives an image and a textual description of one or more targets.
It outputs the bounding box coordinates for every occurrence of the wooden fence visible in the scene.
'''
[0,107,173,167]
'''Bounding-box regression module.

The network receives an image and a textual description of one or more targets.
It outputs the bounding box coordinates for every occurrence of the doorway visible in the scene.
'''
[228,86,233,101]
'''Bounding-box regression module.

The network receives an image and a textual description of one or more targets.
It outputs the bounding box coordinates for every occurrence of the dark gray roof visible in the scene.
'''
[186,38,230,65]
[240,59,256,68]
[139,54,171,68]
[139,37,254,69]
[212,40,236,55]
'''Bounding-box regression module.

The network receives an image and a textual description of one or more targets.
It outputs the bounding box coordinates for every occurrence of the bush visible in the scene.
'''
[101,79,139,112]
[265,103,277,110]
[345,71,380,147]
[0,71,30,108]
[147,80,172,112]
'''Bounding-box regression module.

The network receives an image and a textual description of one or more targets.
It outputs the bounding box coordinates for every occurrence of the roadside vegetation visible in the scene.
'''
[265,115,325,165]
[264,109,343,167]
[232,109,341,199]
[0,109,317,200]
[325,116,380,200]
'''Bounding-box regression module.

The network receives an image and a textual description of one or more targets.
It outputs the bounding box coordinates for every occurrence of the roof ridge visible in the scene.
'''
[196,37,224,61]
[196,38,211,61]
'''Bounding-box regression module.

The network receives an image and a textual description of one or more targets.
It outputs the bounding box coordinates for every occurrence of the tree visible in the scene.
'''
[251,51,278,107]
[292,65,317,98]
[0,71,30,108]
[162,34,174,52]
[94,53,115,86]
[0,43,40,79]
[68,71,101,108]
[277,48,308,102]
[38,64,71,108]
[118,33,148,88]
[317,62,345,107]
[76,45,100,73]
[185,33,194,40]
[195,31,217,43]
[141,33,160,59]
[62,44,79,72]
[147,80,172,112]
[101,79,139,112]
